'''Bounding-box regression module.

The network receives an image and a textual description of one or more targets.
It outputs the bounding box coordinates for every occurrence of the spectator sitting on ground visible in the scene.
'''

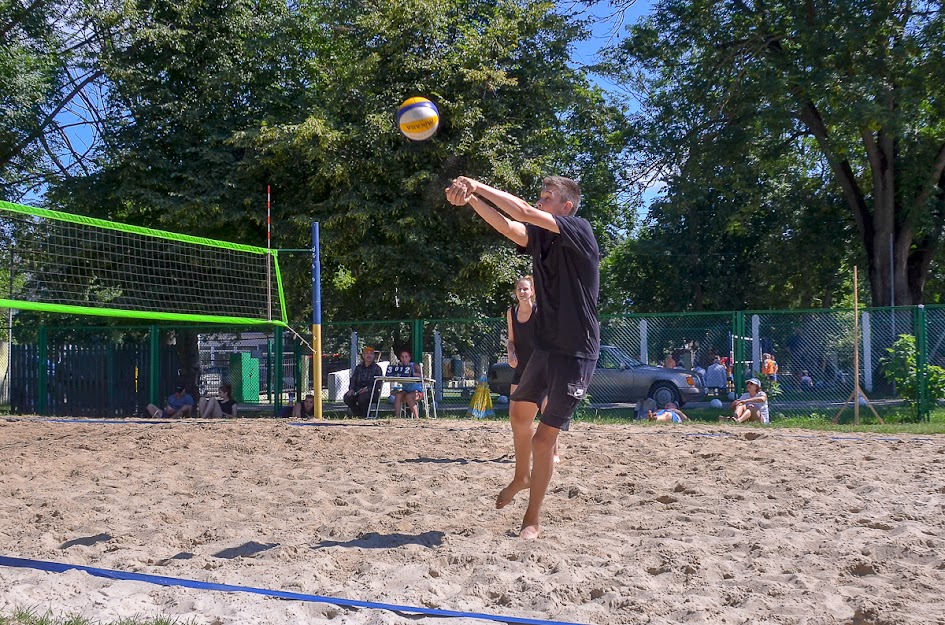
[147,385,194,418]
[278,393,315,418]
[292,393,315,419]
[663,354,676,369]
[648,401,690,423]
[198,382,238,419]
[344,346,383,417]
[726,378,769,424]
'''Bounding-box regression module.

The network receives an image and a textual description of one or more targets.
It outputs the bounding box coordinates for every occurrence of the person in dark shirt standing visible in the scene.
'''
[344,346,383,417]
[446,175,600,540]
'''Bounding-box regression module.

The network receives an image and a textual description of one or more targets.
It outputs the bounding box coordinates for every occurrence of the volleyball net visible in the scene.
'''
[0,200,287,326]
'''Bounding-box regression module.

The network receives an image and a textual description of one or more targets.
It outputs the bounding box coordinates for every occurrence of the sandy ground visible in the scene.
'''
[0,417,943,625]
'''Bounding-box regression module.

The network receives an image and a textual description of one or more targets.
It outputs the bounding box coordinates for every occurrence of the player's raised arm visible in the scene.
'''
[445,178,528,246]
[452,176,561,233]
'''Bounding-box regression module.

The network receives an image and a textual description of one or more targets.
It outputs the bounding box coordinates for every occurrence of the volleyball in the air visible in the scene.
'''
[397,97,439,141]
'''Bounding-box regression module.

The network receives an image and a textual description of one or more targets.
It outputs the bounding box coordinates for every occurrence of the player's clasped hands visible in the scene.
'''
[445,176,477,206]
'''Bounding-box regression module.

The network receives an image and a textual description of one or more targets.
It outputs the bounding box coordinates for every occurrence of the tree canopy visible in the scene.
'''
[6,0,945,321]
[51,0,628,323]
[0,0,107,201]
[602,0,945,308]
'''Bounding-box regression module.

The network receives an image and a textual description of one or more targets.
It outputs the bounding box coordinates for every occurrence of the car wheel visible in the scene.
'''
[649,382,680,407]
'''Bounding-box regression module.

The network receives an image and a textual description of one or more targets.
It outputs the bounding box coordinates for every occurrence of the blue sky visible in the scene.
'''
[571,0,654,89]
[569,0,663,210]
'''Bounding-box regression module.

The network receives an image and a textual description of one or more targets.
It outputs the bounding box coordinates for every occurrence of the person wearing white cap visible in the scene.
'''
[727,378,769,423]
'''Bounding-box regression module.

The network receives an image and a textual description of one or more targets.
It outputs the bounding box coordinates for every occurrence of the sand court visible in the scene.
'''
[1,418,944,625]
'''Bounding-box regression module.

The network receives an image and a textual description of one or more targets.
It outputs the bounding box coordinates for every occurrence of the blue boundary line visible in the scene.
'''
[0,556,592,625]
[43,419,176,424]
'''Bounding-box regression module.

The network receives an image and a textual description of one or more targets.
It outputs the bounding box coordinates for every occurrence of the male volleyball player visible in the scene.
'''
[445,175,600,540]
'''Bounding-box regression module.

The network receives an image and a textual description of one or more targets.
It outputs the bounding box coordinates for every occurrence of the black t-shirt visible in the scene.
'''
[219,398,236,416]
[522,216,600,359]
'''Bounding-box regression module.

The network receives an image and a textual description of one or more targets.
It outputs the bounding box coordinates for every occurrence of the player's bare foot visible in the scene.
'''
[519,523,541,540]
[496,478,529,509]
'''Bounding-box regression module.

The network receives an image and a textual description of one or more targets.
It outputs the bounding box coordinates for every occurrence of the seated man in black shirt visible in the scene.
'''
[344,346,383,417]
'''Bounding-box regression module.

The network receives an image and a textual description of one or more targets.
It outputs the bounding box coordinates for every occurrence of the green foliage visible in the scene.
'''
[0,0,65,198]
[600,0,945,309]
[47,0,627,325]
[0,0,106,201]
[882,333,945,419]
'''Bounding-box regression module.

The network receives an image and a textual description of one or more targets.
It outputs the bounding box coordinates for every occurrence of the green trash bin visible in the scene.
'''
[229,352,260,403]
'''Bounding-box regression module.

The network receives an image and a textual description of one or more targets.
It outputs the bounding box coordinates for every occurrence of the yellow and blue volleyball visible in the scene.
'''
[397,97,439,141]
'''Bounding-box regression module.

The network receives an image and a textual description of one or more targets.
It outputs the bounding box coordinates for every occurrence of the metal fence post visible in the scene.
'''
[862,311,872,392]
[149,325,159,408]
[434,330,443,401]
[274,325,284,416]
[350,331,359,370]
[294,342,303,399]
[107,342,115,417]
[915,304,929,421]
[751,314,761,373]
[639,318,648,364]
[37,325,47,416]
[412,319,423,369]
[734,311,746,394]
[266,337,272,403]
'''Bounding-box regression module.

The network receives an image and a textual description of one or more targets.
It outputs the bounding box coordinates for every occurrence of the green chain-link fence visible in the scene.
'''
[8,324,308,417]
[7,306,944,419]
[319,306,944,420]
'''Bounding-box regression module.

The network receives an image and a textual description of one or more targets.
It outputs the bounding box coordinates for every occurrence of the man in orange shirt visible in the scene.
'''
[762,353,779,383]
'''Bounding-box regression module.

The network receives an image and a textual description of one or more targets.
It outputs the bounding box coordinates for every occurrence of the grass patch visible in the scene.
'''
[0,607,194,625]
[316,403,945,433]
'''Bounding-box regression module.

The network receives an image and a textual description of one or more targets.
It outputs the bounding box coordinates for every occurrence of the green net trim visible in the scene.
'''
[1,200,288,325]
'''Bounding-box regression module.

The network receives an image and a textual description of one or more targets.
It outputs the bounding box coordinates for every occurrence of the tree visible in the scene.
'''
[46,0,311,394]
[0,0,108,200]
[226,0,628,321]
[601,128,856,312]
[47,0,627,369]
[604,0,945,306]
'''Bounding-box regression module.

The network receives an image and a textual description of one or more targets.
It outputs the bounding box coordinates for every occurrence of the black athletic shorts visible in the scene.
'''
[510,348,597,431]
[511,362,527,386]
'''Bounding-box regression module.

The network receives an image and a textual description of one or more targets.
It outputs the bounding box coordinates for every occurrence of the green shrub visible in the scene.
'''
[881,334,945,420]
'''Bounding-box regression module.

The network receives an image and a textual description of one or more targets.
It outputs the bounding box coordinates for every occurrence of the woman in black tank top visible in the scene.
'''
[507,277,537,385]
[198,382,238,419]
[506,276,560,466]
